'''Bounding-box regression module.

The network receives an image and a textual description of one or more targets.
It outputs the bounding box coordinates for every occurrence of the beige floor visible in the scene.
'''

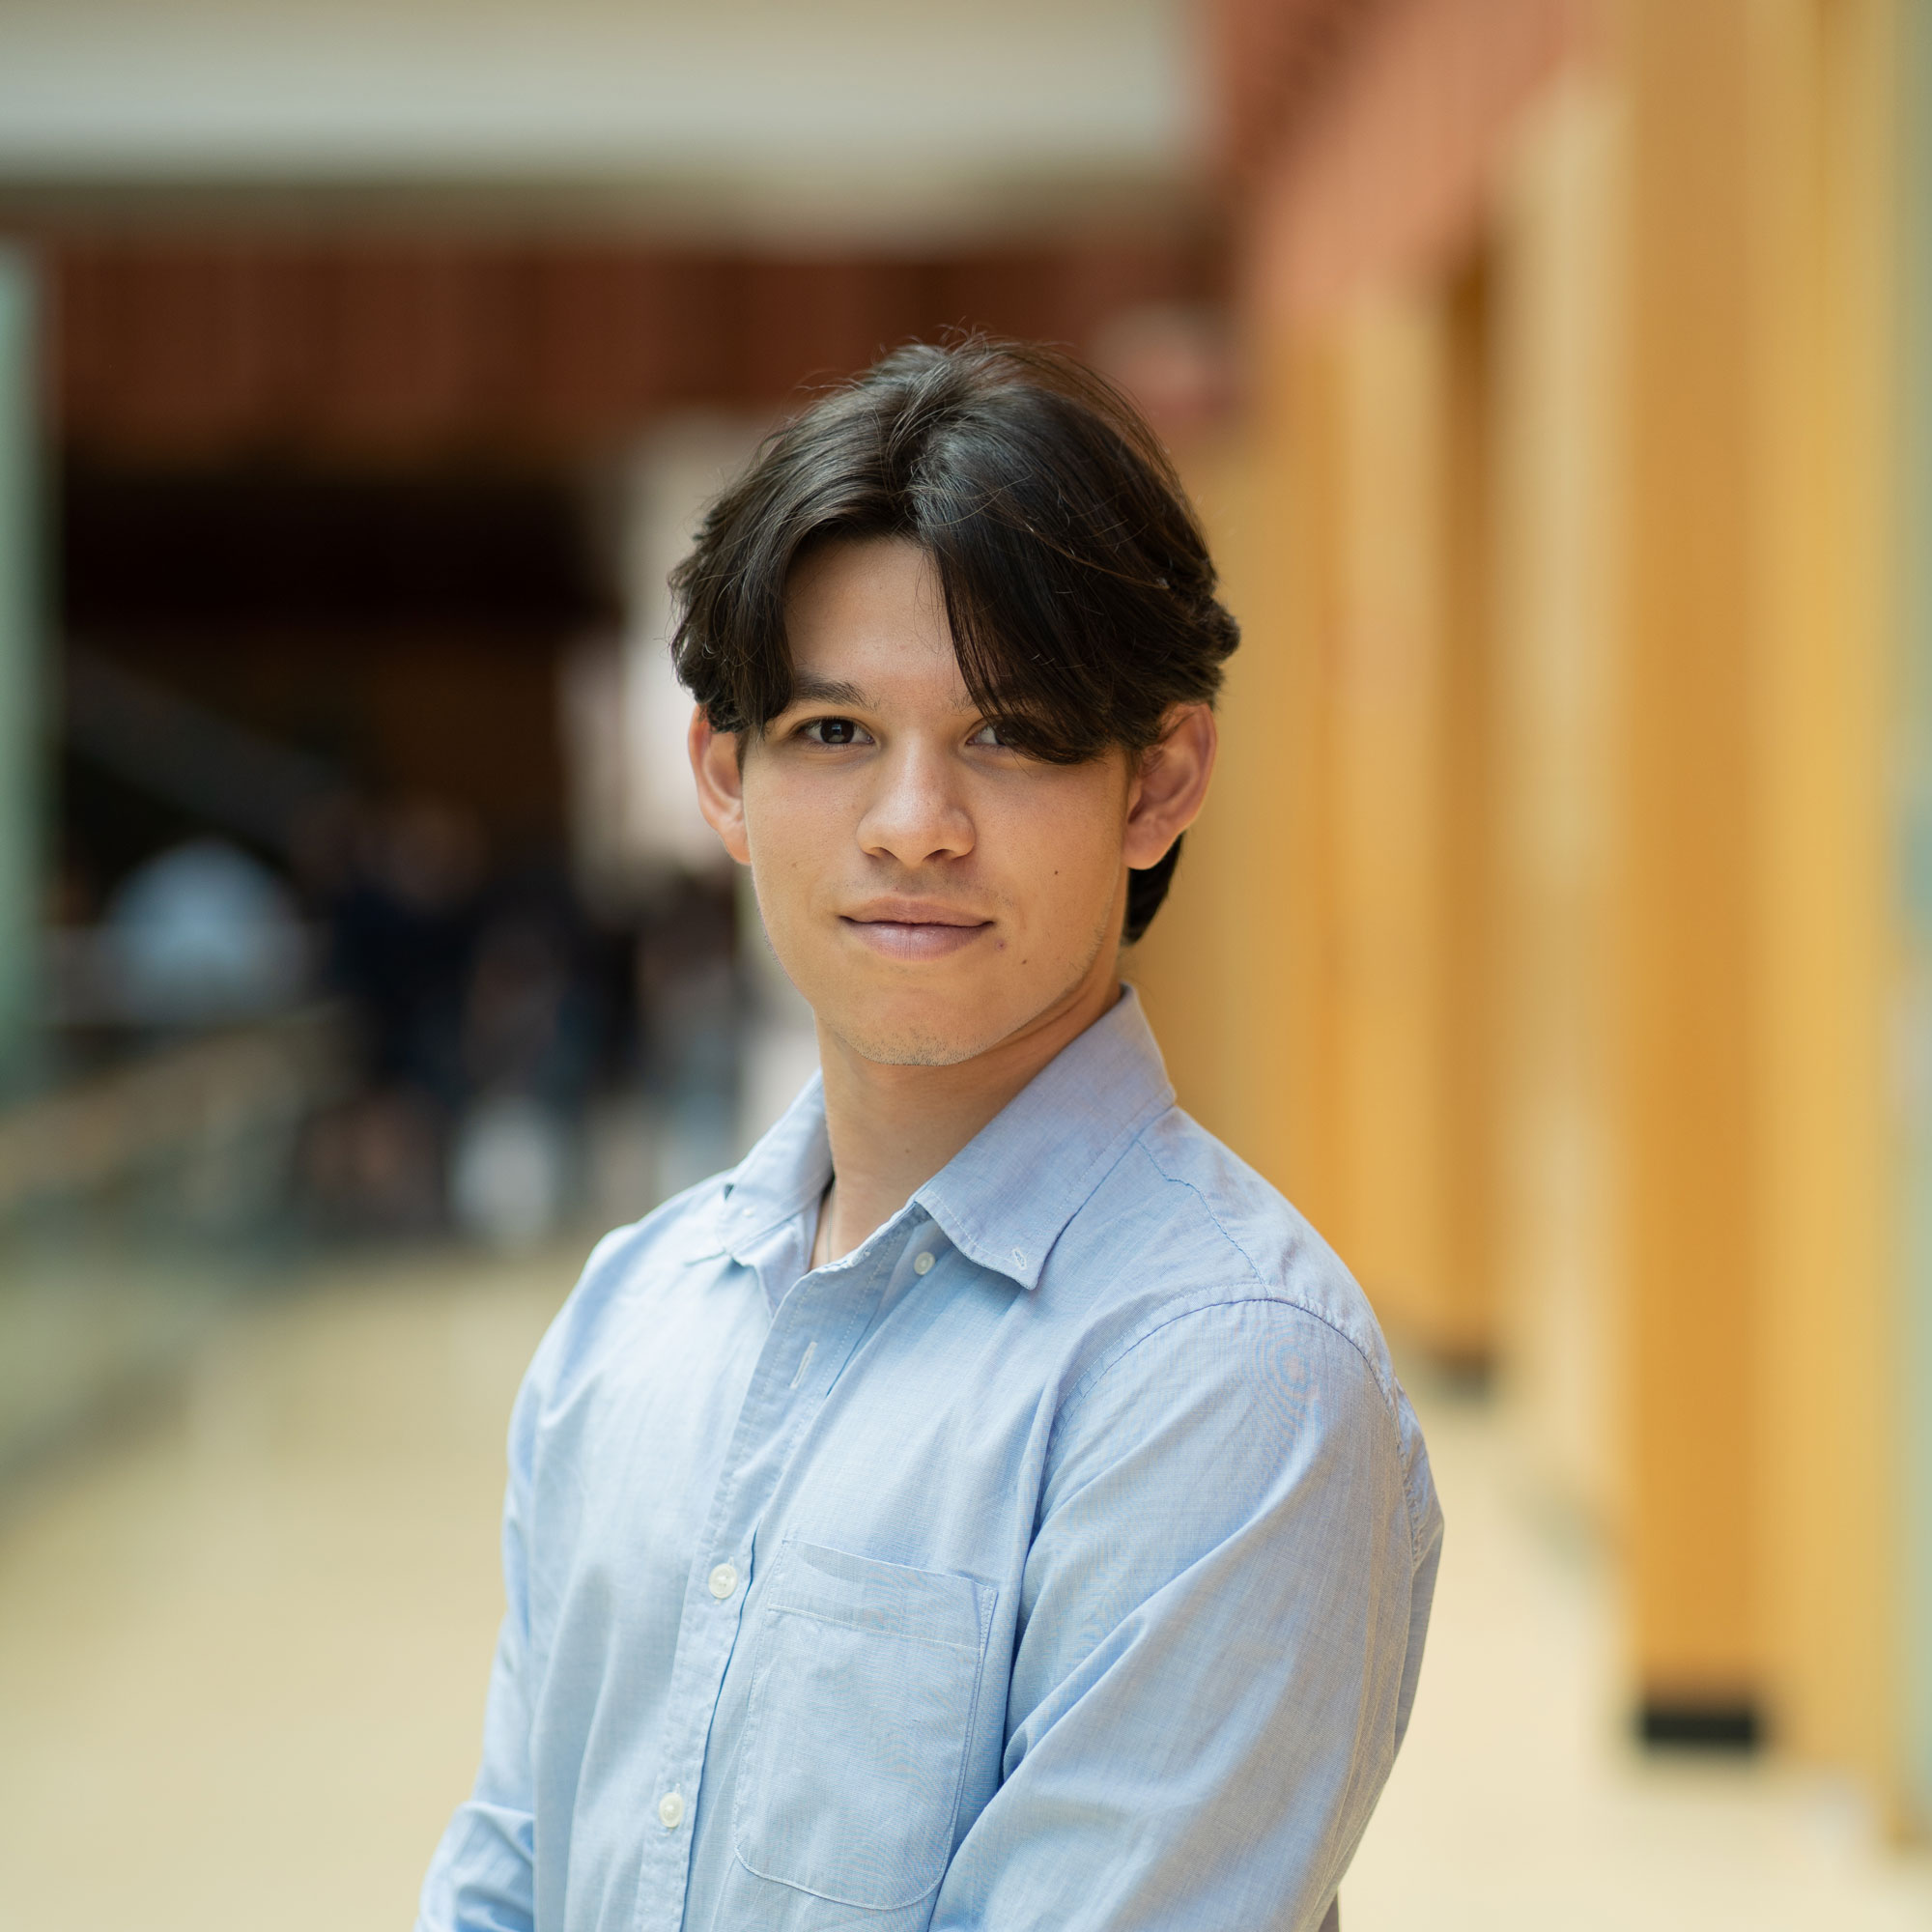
[2,1245,1930,1931]
[1345,1376,1932,1930]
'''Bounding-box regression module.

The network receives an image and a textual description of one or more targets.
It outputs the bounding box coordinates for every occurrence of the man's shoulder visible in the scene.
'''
[1047,1104,1407,1422]
[1049,1104,1438,1561]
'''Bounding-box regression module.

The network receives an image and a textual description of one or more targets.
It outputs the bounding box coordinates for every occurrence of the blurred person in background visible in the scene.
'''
[104,835,308,1029]
[303,795,486,1233]
[449,880,606,1251]
[303,792,626,1242]
[417,339,1440,1932]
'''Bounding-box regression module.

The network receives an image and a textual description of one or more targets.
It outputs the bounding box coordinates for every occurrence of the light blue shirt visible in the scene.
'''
[419,987,1441,1932]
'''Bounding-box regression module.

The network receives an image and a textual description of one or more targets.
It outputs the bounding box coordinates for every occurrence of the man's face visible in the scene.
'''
[697,537,1137,1068]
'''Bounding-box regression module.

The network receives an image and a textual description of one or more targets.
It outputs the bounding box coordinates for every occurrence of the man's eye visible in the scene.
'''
[804,717,866,747]
[969,721,1010,749]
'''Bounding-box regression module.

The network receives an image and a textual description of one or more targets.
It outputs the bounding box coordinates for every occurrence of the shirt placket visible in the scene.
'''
[631,1219,904,1932]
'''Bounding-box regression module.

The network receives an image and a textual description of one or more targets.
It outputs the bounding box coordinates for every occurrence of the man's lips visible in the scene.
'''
[839,902,994,960]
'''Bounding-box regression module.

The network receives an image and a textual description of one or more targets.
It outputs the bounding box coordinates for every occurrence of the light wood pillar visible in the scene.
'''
[1619,0,1764,1730]
[1438,261,1502,1374]
[1270,331,1347,1236]
[1487,75,1629,1526]
[1131,368,1307,1209]
[1900,0,1932,1833]
[1618,0,1900,1760]
[1145,285,1499,1366]
[1325,290,1460,1351]
[1748,0,1896,1795]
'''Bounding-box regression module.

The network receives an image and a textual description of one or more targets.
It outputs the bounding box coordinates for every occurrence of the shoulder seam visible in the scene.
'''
[1131,1129,1406,1406]
[1083,1133,1433,1567]
[1132,1126,1274,1281]
[1130,1132,1406,1416]
[1058,1286,1385,1429]
[1056,1291,1430,1567]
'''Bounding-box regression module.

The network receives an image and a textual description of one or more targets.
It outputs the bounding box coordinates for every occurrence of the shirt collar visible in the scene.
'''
[717,1069,834,1259]
[719,985,1174,1291]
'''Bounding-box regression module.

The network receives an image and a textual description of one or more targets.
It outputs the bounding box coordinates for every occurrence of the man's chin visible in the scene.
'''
[827,1017,997,1070]
[813,990,1018,1071]
[801,939,1117,1075]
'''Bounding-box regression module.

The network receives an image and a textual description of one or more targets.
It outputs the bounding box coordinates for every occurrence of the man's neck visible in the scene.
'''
[811,969,1122,1266]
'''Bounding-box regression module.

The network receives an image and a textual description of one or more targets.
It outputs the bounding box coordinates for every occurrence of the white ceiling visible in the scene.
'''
[0,0,1199,238]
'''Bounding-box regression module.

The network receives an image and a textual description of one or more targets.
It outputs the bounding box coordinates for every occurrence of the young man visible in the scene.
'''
[418,339,1440,1932]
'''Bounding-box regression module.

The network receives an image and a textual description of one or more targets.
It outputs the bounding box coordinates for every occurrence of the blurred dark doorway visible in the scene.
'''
[60,462,616,887]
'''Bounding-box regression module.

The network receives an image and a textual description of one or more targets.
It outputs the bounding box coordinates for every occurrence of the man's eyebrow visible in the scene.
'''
[786,672,871,708]
[785,671,984,715]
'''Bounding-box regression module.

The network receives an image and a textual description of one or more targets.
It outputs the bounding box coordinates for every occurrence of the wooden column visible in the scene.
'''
[1619,0,1903,1768]
[1326,290,1459,1350]
[1143,283,1502,1367]
[1749,0,1896,1795]
[1437,258,1502,1375]
[1130,372,1306,1210]
[1271,331,1347,1232]
[1619,0,1764,1733]
[1901,0,1932,1833]
[1487,74,1628,1525]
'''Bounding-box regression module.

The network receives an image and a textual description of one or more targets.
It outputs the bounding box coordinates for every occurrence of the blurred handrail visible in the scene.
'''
[0,1004,352,1218]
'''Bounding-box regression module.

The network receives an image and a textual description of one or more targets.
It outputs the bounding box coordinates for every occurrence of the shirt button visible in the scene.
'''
[707,1562,738,1601]
[658,1790,685,1830]
[913,1250,935,1275]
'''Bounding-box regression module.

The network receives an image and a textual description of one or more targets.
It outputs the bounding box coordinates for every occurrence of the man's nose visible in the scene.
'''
[856,742,975,867]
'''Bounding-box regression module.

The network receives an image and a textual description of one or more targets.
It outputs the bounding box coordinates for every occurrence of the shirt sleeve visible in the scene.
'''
[930,1293,1441,1932]
[414,1367,544,1932]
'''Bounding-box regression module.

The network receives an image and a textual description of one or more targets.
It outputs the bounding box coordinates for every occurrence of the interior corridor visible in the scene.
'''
[3,1244,1929,1931]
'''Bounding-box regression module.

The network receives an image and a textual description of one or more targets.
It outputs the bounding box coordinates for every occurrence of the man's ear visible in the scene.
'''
[1122,702,1218,872]
[689,705,753,867]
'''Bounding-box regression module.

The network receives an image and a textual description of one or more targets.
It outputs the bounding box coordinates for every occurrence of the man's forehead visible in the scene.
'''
[785,532,943,622]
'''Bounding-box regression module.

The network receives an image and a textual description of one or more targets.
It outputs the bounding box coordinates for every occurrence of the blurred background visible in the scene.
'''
[3,1,1932,1926]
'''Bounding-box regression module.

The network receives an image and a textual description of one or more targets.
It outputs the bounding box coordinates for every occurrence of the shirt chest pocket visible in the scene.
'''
[732,1540,997,1913]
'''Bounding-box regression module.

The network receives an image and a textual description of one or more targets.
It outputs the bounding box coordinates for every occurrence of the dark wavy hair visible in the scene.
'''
[668,335,1239,942]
